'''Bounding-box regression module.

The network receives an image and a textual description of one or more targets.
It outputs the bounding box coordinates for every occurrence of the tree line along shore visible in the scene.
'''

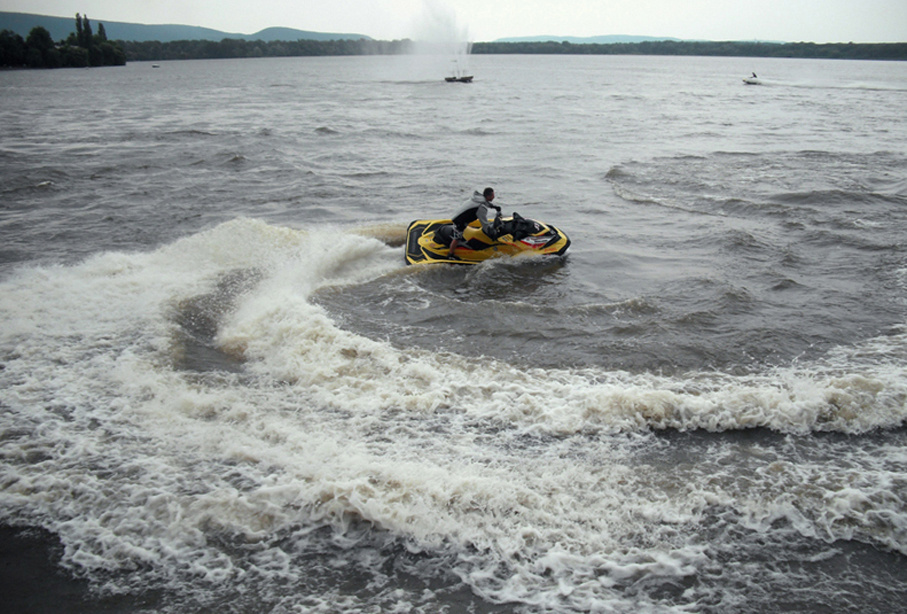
[118,39,907,63]
[1,14,126,68]
[2,18,905,68]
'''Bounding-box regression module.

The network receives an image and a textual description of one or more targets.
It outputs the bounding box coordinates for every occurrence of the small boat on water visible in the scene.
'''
[445,59,473,83]
[743,72,761,85]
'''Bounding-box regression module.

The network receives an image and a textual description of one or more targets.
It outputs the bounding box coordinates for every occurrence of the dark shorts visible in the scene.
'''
[434,224,460,246]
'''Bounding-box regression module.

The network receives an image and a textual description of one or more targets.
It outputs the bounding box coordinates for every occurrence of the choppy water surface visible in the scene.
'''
[1,54,906,613]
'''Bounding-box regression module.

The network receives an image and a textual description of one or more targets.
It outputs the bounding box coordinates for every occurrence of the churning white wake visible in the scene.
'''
[1,218,905,611]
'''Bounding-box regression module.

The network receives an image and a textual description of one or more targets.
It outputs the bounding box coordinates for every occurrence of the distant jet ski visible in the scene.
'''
[405,212,570,265]
[743,72,761,85]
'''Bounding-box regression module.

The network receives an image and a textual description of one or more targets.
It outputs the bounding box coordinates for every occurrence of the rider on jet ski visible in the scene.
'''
[447,187,502,256]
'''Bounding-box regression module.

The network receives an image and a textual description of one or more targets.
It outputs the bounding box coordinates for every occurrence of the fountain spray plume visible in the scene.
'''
[407,0,473,79]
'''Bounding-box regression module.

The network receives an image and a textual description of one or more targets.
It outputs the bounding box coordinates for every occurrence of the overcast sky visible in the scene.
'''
[5,0,906,43]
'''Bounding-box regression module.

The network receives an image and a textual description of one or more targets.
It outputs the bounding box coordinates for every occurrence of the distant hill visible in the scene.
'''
[0,12,371,42]
[494,35,682,44]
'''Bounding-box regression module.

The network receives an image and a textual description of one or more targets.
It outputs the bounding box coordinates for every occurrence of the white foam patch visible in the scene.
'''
[1,218,905,609]
[219,265,907,436]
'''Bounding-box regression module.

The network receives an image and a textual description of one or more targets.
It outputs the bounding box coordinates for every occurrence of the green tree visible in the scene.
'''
[25,26,54,67]
[98,41,126,65]
[0,29,26,67]
[60,44,89,67]
[81,15,93,48]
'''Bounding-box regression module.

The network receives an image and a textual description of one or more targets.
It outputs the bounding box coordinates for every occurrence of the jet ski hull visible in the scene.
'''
[405,215,570,265]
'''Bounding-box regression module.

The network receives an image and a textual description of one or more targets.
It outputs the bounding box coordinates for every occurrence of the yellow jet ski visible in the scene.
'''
[405,212,570,265]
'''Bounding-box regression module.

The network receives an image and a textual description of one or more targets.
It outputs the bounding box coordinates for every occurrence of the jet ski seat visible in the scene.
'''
[433,224,458,247]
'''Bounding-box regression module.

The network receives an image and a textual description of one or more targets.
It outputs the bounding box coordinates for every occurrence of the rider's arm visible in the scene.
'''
[476,203,500,237]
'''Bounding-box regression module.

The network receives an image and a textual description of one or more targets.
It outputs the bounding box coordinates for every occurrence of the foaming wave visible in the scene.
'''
[2,218,906,612]
[3,215,904,439]
[350,223,409,247]
[214,247,907,436]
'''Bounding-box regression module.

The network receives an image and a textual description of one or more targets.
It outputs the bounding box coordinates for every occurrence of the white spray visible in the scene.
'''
[387,0,473,80]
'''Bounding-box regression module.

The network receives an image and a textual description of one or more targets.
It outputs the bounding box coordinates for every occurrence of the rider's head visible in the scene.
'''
[483,187,495,201]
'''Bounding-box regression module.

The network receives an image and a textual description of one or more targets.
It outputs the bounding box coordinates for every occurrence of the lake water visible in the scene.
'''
[1,53,906,613]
